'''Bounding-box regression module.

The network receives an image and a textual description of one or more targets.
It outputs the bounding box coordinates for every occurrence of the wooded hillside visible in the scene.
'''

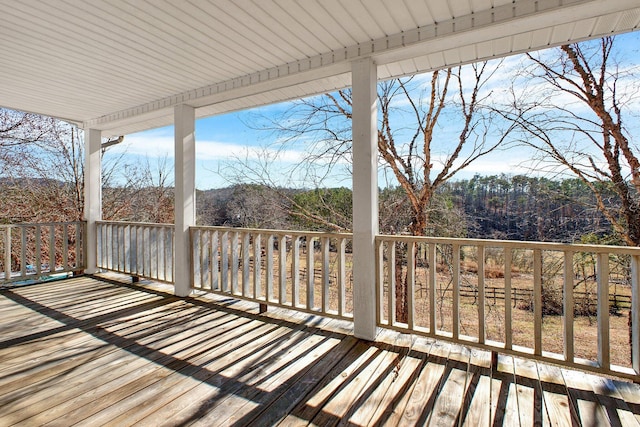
[195,174,616,244]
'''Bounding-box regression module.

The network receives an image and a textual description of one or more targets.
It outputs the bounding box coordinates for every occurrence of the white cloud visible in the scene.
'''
[107,133,308,164]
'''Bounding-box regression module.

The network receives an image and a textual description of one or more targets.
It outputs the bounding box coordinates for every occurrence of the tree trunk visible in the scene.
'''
[394,209,429,324]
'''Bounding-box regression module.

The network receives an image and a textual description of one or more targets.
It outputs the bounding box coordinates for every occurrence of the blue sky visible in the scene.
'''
[105,31,640,190]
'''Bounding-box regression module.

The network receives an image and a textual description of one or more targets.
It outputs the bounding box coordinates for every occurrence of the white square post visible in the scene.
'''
[84,128,102,274]
[174,104,196,297]
[351,57,378,341]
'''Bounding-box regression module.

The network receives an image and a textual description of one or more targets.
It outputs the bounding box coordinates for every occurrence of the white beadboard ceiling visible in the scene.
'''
[1,0,639,137]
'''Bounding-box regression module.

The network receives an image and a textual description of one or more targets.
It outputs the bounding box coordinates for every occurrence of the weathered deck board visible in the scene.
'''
[562,368,611,425]
[536,361,579,426]
[428,344,473,427]
[0,275,638,427]
[513,356,548,426]
[459,348,492,426]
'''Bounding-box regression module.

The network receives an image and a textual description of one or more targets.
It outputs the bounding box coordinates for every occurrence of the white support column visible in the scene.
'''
[84,128,102,274]
[351,57,378,341]
[174,104,196,297]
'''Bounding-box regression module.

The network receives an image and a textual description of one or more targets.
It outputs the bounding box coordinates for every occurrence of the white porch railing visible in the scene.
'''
[83,220,640,380]
[376,234,640,380]
[190,226,354,320]
[0,221,85,285]
[96,221,174,283]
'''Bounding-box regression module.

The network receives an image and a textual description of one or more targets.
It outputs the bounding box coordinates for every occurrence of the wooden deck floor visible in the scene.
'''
[1,275,639,426]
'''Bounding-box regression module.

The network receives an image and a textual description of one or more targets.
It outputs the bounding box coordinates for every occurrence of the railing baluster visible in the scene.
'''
[146,226,151,277]
[165,227,171,281]
[428,243,436,336]
[114,224,119,271]
[125,225,130,273]
[292,236,300,307]
[211,231,218,291]
[279,234,287,305]
[118,224,124,272]
[113,225,122,272]
[119,224,124,273]
[136,225,141,276]
[266,234,274,302]
[139,227,149,277]
[534,249,543,356]
[153,226,158,279]
[197,229,205,289]
[220,231,229,292]
[564,251,575,363]
[597,252,610,369]
[168,227,174,282]
[322,236,330,314]
[453,244,460,340]
[242,232,250,297]
[48,224,55,273]
[388,242,396,326]
[152,226,157,279]
[307,236,314,310]
[20,227,27,277]
[157,226,162,280]
[35,226,42,276]
[339,237,346,317]
[125,224,131,277]
[105,223,111,271]
[108,225,116,270]
[254,233,262,299]
[123,224,130,274]
[504,247,512,350]
[78,222,84,270]
[231,231,240,294]
[4,227,11,280]
[141,225,146,278]
[407,240,415,329]
[478,245,485,344]
[105,224,111,270]
[126,224,131,274]
[375,238,383,325]
[133,225,140,276]
[63,225,69,271]
[159,227,164,280]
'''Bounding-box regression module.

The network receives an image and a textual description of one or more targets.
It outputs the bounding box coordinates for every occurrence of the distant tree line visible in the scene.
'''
[195,174,616,244]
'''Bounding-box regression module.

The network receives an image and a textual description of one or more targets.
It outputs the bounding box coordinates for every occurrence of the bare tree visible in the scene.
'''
[499,35,640,364]
[241,63,513,321]
[0,113,85,222]
[501,36,640,246]
[0,108,173,224]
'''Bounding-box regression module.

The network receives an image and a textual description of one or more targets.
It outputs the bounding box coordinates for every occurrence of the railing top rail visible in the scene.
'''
[0,220,86,229]
[376,233,640,254]
[97,220,175,228]
[191,225,352,239]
